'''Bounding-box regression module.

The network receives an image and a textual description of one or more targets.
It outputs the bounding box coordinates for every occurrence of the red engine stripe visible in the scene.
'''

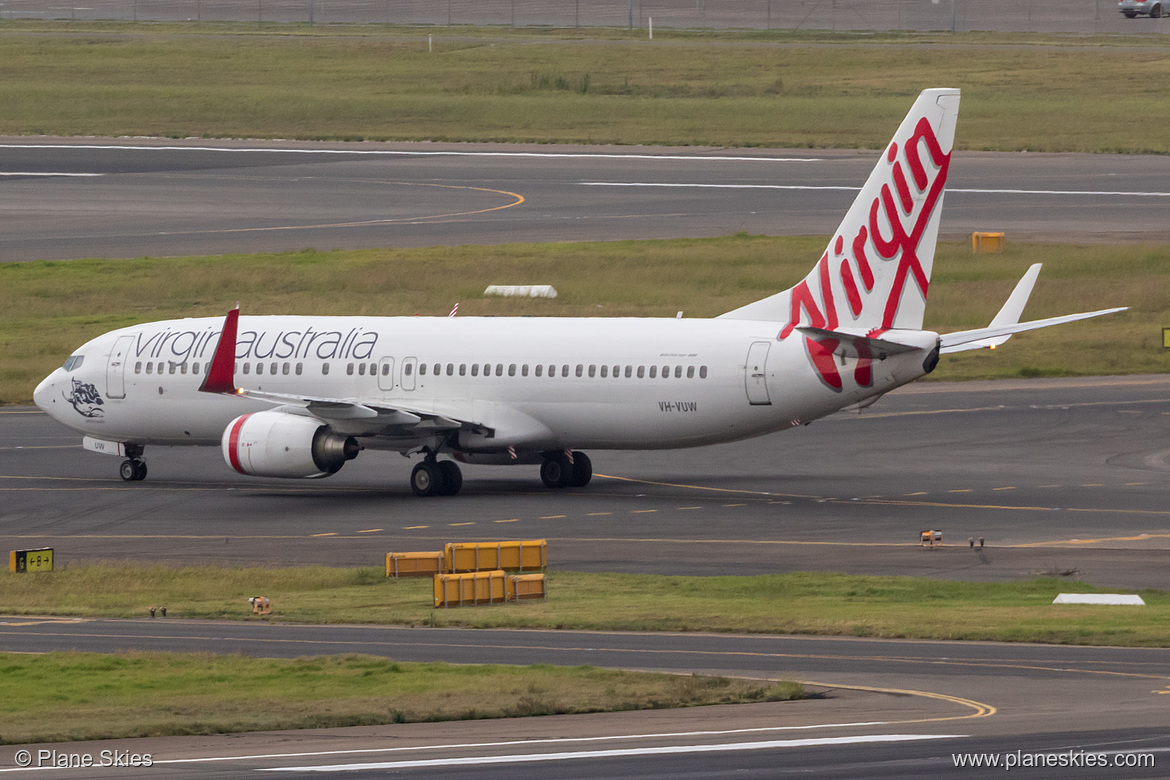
[227,414,251,474]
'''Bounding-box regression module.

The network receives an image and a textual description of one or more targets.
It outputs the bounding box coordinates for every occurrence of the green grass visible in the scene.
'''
[0,26,1169,150]
[0,651,801,744]
[1,237,1162,403]
[3,565,1169,647]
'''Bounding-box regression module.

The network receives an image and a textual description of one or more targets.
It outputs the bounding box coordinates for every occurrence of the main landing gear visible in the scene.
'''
[410,457,463,497]
[540,451,592,489]
[118,444,147,482]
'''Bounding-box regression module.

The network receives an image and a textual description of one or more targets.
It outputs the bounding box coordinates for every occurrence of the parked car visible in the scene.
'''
[1119,0,1164,17]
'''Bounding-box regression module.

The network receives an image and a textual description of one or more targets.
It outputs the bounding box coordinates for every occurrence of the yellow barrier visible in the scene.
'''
[444,540,547,573]
[507,573,547,601]
[434,570,509,607]
[971,232,1005,253]
[386,551,444,578]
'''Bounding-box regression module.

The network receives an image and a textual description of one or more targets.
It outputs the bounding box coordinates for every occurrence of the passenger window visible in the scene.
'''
[471,364,479,377]
[495,364,504,377]
[687,366,695,379]
[550,365,557,377]
[272,362,279,375]
[561,365,569,378]
[283,363,290,375]
[433,363,441,375]
[358,363,366,376]
[508,364,516,377]
[243,363,251,375]
[322,363,330,375]
[180,363,187,375]
[649,366,657,378]
[405,363,413,376]
[419,363,427,376]
[193,362,200,375]
[637,366,645,378]
[662,365,670,378]
[459,364,467,376]
[625,366,632,378]
[699,365,707,379]
[295,363,302,376]
[346,363,354,376]
[675,366,683,378]
[370,363,376,376]
[600,365,608,378]
[169,363,176,375]
[256,363,264,375]
[446,363,454,376]
[521,364,529,377]
[588,365,596,378]
[135,361,142,374]
[146,363,153,375]
[534,365,542,377]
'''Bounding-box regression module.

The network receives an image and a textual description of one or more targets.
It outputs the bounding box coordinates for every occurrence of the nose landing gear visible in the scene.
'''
[119,459,147,482]
[118,443,147,482]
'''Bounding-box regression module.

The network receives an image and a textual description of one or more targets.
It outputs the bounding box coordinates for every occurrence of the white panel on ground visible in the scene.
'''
[1053,594,1145,605]
[484,285,557,298]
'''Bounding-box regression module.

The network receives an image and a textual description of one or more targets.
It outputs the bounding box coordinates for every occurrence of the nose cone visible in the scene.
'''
[33,370,59,414]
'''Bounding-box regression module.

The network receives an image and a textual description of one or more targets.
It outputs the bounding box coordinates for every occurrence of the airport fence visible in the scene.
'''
[0,0,1165,34]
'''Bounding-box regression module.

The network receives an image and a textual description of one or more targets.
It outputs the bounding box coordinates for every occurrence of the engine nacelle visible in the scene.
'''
[222,411,359,478]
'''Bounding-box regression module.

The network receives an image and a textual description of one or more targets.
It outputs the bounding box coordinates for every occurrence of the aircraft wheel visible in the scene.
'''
[410,461,442,497]
[119,460,137,482]
[133,460,148,481]
[540,453,573,489]
[437,460,463,496]
[568,451,592,488]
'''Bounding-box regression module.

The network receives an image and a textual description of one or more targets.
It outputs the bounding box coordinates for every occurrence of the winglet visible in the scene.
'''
[198,307,240,394]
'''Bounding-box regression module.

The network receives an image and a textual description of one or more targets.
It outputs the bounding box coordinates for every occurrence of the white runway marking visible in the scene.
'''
[260,734,966,772]
[0,143,819,163]
[581,181,1170,197]
[0,172,103,177]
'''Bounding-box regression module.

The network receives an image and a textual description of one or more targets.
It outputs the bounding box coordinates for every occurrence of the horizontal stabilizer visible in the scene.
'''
[796,326,927,360]
[940,308,1127,354]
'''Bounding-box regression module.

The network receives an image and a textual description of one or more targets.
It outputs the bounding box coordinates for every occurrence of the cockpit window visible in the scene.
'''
[62,355,85,372]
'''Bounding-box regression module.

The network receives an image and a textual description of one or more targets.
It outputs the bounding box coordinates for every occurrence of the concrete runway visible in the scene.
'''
[5,374,1169,588]
[3,140,1169,262]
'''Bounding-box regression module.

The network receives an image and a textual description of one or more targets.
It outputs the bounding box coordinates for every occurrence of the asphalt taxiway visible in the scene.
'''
[0,618,1166,778]
[2,140,1169,261]
[4,373,1168,588]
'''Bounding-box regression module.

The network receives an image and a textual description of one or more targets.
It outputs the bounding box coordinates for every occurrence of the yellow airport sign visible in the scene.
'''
[9,548,53,573]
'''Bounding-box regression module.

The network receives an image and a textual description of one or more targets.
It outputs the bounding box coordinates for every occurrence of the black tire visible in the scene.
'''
[1153,4,1163,16]
[540,453,573,488]
[568,451,592,488]
[119,460,137,481]
[133,461,148,481]
[437,460,463,496]
[410,461,441,497]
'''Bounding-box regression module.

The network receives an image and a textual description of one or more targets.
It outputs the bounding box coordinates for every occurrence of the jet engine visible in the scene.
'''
[222,411,359,478]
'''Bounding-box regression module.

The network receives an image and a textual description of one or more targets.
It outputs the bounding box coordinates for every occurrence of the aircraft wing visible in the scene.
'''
[198,308,484,437]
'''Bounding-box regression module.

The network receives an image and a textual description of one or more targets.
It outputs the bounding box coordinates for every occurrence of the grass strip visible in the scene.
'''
[0,26,1168,151]
[1,237,1162,403]
[0,650,801,744]
[3,566,1169,647]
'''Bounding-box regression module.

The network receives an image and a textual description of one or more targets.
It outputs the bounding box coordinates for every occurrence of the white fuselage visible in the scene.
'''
[34,315,935,457]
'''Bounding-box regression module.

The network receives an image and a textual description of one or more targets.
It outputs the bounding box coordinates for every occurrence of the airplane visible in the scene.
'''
[33,88,1126,497]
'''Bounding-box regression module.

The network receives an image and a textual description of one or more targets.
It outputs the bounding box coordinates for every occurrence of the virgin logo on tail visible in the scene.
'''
[780,108,954,391]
